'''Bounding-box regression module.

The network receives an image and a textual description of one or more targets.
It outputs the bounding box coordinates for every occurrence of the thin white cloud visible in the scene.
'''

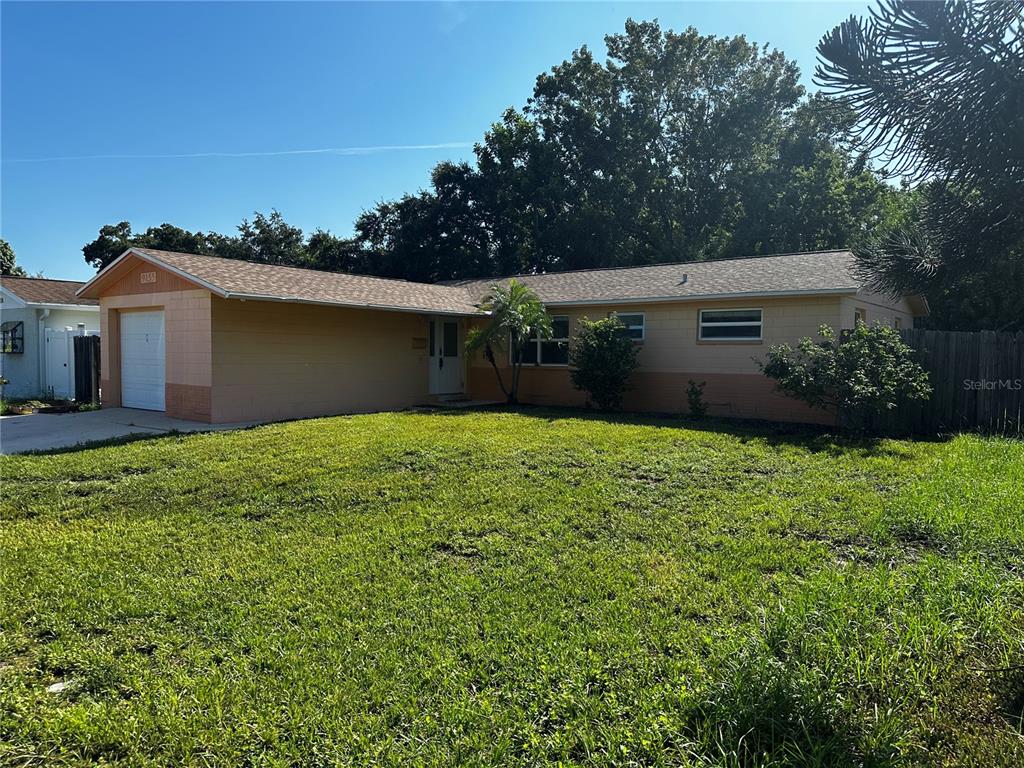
[438,1,469,34]
[5,142,474,163]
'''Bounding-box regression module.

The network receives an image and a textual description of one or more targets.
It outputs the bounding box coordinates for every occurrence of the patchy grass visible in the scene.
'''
[0,409,1021,766]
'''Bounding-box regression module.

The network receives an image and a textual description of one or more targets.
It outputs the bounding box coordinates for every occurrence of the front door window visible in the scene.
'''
[428,318,464,395]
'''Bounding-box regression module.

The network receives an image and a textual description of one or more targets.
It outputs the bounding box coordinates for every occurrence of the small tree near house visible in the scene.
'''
[465,279,551,405]
[569,315,640,411]
[759,323,932,431]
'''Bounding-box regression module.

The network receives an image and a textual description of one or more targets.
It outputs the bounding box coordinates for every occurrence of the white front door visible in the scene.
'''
[44,327,74,399]
[428,317,464,395]
[120,310,165,411]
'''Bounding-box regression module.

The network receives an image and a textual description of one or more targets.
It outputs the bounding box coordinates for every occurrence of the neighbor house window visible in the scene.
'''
[0,321,24,354]
[698,308,763,341]
[614,312,645,340]
[521,315,570,365]
[854,307,867,326]
[893,317,902,330]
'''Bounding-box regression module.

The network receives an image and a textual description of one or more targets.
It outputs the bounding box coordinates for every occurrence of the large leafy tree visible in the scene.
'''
[729,95,901,255]
[82,211,352,273]
[528,20,804,266]
[358,19,897,281]
[305,229,363,274]
[83,19,904,286]
[1,239,27,276]
[231,211,306,266]
[355,162,492,282]
[83,221,219,270]
[816,0,1024,329]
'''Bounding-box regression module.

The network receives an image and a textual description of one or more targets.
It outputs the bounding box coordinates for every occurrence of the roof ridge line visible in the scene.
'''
[132,247,469,292]
[0,275,85,284]
[446,249,853,284]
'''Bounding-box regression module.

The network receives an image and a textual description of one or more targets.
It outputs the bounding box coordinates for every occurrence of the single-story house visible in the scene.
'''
[76,247,927,424]
[0,276,100,400]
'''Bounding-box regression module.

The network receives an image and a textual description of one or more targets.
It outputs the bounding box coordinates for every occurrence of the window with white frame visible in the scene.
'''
[613,312,645,340]
[698,308,763,341]
[521,315,570,365]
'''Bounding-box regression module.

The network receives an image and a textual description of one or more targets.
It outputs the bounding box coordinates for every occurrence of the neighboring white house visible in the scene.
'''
[0,276,100,400]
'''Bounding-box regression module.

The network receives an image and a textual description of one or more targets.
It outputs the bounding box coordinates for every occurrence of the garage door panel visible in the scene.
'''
[120,310,165,411]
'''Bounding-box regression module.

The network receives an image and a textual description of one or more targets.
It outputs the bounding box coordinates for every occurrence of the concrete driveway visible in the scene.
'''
[0,408,260,455]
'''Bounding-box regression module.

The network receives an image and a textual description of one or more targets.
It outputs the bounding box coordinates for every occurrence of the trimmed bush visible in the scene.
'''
[569,315,640,411]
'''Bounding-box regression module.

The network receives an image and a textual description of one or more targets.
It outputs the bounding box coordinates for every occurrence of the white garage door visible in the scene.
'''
[120,310,165,411]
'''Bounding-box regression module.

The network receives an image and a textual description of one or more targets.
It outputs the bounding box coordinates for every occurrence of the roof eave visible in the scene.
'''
[23,302,100,311]
[223,292,481,317]
[76,248,229,299]
[907,294,930,317]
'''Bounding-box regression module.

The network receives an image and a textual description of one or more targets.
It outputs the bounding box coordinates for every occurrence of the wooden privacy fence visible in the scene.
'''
[74,334,101,404]
[879,329,1024,436]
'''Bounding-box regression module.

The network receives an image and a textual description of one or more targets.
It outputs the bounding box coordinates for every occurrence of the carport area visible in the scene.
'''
[0,408,260,455]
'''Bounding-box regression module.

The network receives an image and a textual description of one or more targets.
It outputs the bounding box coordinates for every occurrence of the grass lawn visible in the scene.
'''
[1,409,1022,766]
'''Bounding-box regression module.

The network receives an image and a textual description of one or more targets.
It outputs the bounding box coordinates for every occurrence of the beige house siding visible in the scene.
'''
[209,298,432,423]
[466,295,847,424]
[840,290,915,330]
[90,255,918,427]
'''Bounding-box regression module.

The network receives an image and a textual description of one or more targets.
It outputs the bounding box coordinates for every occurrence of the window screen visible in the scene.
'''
[698,309,762,340]
[615,313,645,340]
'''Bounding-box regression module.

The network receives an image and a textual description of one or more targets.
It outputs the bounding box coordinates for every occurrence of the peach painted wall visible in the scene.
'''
[98,257,199,297]
[467,295,849,424]
[209,297,434,423]
[98,288,213,421]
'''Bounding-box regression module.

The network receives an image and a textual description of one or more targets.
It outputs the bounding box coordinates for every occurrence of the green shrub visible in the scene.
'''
[759,323,932,430]
[569,315,640,411]
[686,380,708,419]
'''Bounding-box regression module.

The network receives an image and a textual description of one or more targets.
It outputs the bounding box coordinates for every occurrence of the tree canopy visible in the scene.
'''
[82,212,358,273]
[355,20,896,278]
[1,239,27,277]
[817,0,1024,330]
[79,13,1023,330]
[84,19,896,288]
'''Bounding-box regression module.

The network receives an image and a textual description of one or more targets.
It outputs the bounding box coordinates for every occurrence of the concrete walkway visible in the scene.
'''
[0,408,260,455]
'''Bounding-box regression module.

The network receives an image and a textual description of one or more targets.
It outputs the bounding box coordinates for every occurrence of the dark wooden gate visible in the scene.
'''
[74,335,101,403]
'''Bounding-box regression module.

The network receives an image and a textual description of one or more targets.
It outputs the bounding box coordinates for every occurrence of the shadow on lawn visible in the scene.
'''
[15,404,947,459]
[425,404,944,458]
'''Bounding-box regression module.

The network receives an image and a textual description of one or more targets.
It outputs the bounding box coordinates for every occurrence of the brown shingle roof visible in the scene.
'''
[449,250,861,305]
[1,276,98,306]
[80,248,870,315]
[118,248,481,315]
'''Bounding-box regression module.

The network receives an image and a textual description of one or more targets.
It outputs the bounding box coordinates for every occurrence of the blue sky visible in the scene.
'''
[1,1,867,279]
